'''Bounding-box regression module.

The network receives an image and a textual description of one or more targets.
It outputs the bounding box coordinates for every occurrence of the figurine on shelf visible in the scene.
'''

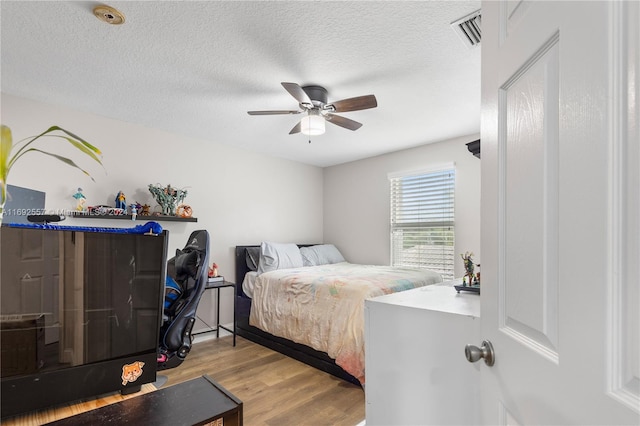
[455,252,480,294]
[115,191,126,210]
[148,183,188,216]
[461,251,479,286]
[72,188,86,211]
[129,202,142,215]
[176,204,193,218]
[140,204,151,216]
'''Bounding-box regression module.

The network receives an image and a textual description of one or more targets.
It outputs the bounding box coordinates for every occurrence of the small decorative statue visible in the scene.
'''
[461,251,479,286]
[129,202,142,215]
[72,187,86,211]
[176,204,193,218]
[148,183,188,216]
[208,262,219,278]
[115,191,126,210]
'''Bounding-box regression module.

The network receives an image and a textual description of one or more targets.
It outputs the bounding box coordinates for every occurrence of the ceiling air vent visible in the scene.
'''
[451,9,481,48]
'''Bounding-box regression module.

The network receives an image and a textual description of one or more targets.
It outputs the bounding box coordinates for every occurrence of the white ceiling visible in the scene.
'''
[1,1,481,167]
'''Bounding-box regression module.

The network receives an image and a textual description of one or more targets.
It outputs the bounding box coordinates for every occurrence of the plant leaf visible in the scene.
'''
[7,127,103,171]
[1,125,104,195]
[14,148,96,181]
[47,126,102,156]
[48,135,103,165]
[0,125,13,193]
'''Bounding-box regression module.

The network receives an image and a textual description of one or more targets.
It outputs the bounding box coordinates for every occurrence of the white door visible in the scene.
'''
[480,1,639,424]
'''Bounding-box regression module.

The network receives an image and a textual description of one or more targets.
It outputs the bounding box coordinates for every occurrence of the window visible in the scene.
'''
[390,166,455,280]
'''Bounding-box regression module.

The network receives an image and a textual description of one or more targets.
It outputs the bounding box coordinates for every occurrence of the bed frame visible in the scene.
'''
[234,245,360,386]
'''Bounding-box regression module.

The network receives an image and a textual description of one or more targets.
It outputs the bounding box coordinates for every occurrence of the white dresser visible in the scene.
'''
[364,282,481,425]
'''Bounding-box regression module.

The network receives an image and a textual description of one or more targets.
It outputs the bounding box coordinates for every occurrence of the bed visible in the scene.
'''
[234,243,443,386]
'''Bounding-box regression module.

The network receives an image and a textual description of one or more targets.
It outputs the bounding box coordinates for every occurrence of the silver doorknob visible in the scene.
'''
[465,340,495,366]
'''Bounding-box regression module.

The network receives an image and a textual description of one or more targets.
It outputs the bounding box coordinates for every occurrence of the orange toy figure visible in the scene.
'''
[208,263,218,278]
[176,204,193,218]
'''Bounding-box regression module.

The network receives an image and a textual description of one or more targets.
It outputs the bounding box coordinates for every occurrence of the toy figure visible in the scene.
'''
[115,191,126,210]
[176,204,193,218]
[208,263,218,278]
[129,202,142,215]
[461,251,478,286]
[148,183,188,216]
[72,188,86,211]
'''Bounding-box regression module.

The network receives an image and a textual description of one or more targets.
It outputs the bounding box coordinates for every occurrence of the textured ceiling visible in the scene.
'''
[1,1,480,167]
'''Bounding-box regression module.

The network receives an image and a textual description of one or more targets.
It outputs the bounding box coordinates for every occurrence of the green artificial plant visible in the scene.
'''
[0,125,103,219]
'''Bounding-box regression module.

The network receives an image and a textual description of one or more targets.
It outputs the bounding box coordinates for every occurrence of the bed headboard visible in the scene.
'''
[235,245,259,298]
[235,244,318,299]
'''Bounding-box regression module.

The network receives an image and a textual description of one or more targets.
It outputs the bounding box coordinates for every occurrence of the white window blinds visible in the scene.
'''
[390,167,455,280]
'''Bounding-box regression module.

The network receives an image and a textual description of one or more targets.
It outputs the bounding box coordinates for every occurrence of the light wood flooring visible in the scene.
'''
[2,336,364,425]
[161,335,365,426]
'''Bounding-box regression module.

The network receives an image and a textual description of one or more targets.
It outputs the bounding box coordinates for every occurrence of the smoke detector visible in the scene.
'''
[93,5,125,25]
[451,9,481,48]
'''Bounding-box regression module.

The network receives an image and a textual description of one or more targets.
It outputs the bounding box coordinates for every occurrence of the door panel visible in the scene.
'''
[481,1,640,424]
[501,37,559,360]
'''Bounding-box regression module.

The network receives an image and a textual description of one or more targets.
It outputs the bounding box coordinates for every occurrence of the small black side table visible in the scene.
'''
[194,280,236,346]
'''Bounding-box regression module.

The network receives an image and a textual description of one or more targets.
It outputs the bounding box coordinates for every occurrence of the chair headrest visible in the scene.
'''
[183,230,208,252]
[168,229,209,284]
[173,249,200,281]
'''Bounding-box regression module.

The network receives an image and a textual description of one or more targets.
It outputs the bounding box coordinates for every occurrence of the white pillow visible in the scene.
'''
[300,244,345,266]
[256,242,304,275]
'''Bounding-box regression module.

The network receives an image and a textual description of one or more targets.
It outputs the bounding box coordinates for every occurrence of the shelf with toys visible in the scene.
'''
[70,184,197,222]
[71,212,197,222]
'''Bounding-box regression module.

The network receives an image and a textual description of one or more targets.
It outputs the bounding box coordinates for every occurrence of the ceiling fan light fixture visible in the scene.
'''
[248,82,376,135]
[301,111,325,136]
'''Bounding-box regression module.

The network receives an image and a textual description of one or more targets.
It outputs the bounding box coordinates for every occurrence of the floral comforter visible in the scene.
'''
[249,262,442,384]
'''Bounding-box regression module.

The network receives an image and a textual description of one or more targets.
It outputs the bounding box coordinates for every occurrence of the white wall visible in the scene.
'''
[1,93,324,333]
[323,134,481,277]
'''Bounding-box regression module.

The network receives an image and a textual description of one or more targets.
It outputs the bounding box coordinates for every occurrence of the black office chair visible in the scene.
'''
[157,229,210,371]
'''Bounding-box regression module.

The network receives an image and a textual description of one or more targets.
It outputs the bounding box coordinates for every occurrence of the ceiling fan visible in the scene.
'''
[247,82,377,136]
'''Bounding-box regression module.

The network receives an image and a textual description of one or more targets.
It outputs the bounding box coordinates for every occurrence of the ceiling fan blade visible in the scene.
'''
[289,121,302,134]
[325,113,363,131]
[247,110,301,115]
[328,95,377,113]
[281,82,313,105]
